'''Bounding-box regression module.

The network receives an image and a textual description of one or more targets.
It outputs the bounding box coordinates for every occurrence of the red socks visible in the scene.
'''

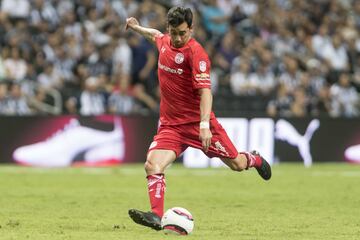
[147,174,166,217]
[240,152,262,169]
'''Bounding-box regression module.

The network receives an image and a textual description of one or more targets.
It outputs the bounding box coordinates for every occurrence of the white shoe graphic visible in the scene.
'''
[13,118,125,167]
[345,145,360,163]
[275,119,320,167]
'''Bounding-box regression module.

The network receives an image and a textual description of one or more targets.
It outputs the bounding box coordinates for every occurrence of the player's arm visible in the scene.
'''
[125,17,163,44]
[199,88,213,152]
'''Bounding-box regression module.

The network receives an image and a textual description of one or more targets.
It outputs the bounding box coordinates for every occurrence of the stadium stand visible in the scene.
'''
[0,0,358,117]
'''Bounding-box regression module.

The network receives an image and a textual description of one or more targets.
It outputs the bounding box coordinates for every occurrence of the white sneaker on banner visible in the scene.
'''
[345,144,360,163]
[13,118,125,167]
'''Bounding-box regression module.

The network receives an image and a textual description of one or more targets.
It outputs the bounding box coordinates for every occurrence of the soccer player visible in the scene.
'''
[125,6,271,231]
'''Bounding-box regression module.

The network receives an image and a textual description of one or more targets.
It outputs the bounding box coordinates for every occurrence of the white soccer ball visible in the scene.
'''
[161,207,194,235]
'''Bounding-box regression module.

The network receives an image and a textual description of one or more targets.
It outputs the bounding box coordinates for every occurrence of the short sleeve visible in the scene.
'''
[155,34,165,51]
[191,47,211,89]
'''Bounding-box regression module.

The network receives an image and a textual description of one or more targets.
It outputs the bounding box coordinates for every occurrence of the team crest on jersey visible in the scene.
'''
[175,53,184,64]
[199,61,207,72]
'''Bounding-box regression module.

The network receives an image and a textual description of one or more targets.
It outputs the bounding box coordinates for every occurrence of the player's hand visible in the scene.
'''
[125,17,139,30]
[199,128,212,152]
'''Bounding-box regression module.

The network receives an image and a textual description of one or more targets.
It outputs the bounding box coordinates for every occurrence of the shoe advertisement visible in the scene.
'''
[0,116,359,167]
[0,115,158,167]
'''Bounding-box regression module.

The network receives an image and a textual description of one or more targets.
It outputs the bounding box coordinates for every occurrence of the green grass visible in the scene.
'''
[0,163,360,240]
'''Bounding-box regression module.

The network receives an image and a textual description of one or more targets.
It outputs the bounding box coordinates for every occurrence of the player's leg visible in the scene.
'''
[220,151,271,180]
[145,149,176,217]
[144,149,176,175]
[209,118,271,180]
[186,118,271,180]
[129,124,183,230]
[128,149,176,231]
[210,118,271,180]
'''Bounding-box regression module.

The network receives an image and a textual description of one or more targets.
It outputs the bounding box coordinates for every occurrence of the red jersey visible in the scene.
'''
[155,34,215,125]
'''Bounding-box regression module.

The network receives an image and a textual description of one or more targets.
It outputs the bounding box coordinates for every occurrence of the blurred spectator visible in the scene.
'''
[199,0,229,40]
[289,87,312,117]
[112,37,132,77]
[6,82,32,115]
[4,47,27,81]
[108,73,139,115]
[128,33,158,112]
[213,30,238,75]
[306,58,327,94]
[278,55,302,93]
[330,72,359,117]
[37,62,63,90]
[1,0,30,19]
[29,0,59,30]
[0,51,7,80]
[322,33,349,83]
[79,76,107,115]
[0,81,9,114]
[314,83,332,117]
[267,83,292,117]
[312,24,331,59]
[230,60,253,96]
[112,0,139,21]
[248,62,276,96]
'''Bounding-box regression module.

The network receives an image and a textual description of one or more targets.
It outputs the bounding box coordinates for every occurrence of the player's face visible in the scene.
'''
[168,22,192,48]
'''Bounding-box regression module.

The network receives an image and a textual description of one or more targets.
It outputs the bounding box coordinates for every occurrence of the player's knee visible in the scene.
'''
[144,160,155,172]
[144,158,164,174]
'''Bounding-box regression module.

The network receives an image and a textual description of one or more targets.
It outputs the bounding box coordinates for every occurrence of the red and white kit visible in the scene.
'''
[149,34,237,159]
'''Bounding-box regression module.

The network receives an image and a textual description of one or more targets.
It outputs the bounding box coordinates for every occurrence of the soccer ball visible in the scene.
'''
[161,207,194,235]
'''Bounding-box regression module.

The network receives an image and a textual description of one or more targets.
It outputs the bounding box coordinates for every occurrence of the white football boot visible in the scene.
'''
[13,117,124,167]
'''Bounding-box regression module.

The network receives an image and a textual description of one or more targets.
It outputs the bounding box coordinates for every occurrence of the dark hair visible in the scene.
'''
[167,7,193,28]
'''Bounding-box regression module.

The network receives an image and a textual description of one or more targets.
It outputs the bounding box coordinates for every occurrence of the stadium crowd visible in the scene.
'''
[0,0,359,117]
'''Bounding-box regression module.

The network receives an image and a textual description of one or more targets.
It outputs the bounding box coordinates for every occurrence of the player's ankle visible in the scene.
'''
[253,154,263,168]
[240,151,260,169]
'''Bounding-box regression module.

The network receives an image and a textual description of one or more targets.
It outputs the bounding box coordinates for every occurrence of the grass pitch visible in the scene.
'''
[0,163,359,240]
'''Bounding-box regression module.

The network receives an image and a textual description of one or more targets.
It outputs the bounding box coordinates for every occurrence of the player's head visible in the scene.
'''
[167,6,193,48]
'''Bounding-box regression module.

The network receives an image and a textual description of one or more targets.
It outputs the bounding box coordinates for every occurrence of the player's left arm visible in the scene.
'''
[199,88,213,152]
[191,45,213,152]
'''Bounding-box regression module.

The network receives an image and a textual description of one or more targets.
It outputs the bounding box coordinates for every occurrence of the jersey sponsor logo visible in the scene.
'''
[175,53,184,64]
[195,73,210,86]
[161,46,166,53]
[199,61,207,72]
[158,62,184,75]
[195,73,210,80]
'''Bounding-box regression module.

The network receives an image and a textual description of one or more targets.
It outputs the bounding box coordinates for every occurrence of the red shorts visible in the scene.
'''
[148,118,238,159]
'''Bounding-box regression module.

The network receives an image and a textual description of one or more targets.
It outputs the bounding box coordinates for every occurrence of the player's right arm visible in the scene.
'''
[125,17,163,44]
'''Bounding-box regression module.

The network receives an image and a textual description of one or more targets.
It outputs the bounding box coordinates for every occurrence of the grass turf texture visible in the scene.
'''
[0,163,359,240]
